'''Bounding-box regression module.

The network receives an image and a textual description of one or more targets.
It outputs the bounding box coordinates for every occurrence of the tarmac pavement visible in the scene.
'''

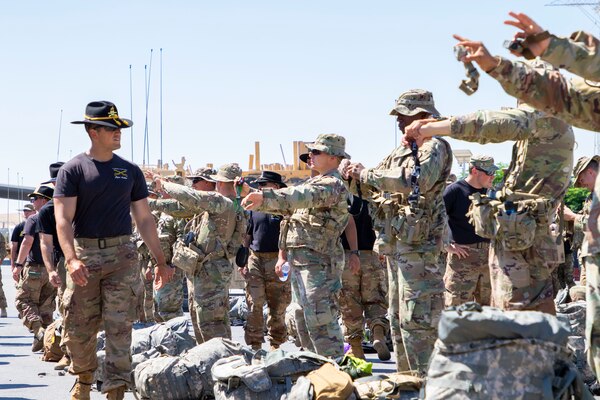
[0,259,396,400]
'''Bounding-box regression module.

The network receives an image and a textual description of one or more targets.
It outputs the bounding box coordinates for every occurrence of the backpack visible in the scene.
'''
[41,318,64,362]
[353,373,422,400]
[424,303,593,400]
[306,362,354,400]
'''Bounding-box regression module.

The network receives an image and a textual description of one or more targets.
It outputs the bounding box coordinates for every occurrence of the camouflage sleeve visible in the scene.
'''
[359,138,450,194]
[259,175,347,213]
[162,181,233,214]
[543,31,600,80]
[450,107,540,143]
[0,233,6,260]
[148,198,195,219]
[487,57,600,132]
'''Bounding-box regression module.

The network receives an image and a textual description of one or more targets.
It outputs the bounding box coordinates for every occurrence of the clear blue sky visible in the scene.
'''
[0,1,598,214]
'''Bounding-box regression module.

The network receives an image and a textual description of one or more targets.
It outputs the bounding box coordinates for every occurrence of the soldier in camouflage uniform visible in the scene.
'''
[242,134,350,359]
[135,191,160,323]
[0,233,7,317]
[151,164,246,342]
[405,87,574,316]
[344,90,452,374]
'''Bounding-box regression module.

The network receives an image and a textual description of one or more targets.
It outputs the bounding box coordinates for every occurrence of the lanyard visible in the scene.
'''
[408,141,421,209]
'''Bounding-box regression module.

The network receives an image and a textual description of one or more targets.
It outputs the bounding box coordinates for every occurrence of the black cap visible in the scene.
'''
[255,171,287,188]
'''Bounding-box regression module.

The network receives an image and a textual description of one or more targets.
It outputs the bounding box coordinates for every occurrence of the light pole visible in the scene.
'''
[453,149,473,179]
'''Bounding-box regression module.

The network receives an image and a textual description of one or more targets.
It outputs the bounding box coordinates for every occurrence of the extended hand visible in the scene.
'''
[345,163,365,180]
[241,192,264,210]
[504,12,549,57]
[453,35,498,72]
[403,118,438,147]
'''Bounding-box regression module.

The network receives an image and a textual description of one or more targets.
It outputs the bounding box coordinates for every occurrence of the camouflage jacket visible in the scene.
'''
[257,169,349,255]
[574,194,593,257]
[353,138,452,254]
[451,107,574,205]
[160,182,246,259]
[0,232,6,261]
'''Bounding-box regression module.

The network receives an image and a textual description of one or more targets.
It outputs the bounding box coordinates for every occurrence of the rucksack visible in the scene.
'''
[41,318,64,362]
[353,373,422,400]
[306,362,354,400]
[425,302,593,399]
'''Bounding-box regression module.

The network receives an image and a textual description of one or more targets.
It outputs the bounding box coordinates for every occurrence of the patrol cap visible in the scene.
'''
[18,204,35,212]
[305,133,350,159]
[469,155,498,175]
[210,164,242,182]
[165,174,185,185]
[28,184,54,200]
[71,101,133,129]
[389,89,440,118]
[187,167,216,182]
[573,155,600,187]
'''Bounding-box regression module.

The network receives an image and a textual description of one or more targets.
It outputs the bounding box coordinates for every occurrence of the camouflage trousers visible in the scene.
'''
[186,272,202,343]
[63,239,141,393]
[193,257,233,342]
[154,267,185,322]
[489,239,556,314]
[0,264,6,309]
[388,251,444,374]
[339,250,388,342]
[137,260,154,323]
[584,253,600,378]
[386,257,408,371]
[444,242,491,307]
[289,247,344,359]
[581,258,588,286]
[56,257,67,317]
[552,252,575,295]
[244,251,291,347]
[15,262,56,330]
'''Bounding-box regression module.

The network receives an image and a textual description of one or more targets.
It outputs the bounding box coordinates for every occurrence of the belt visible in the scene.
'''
[464,242,489,249]
[75,235,132,249]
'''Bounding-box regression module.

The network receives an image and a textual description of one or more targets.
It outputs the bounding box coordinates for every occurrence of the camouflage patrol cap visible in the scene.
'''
[210,164,242,182]
[469,154,498,175]
[166,174,185,185]
[186,167,216,182]
[18,204,35,212]
[305,133,350,159]
[573,155,600,187]
[389,89,440,117]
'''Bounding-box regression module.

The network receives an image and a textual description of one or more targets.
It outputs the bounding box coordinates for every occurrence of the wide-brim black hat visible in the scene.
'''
[255,171,287,188]
[28,184,54,200]
[299,153,309,164]
[71,101,133,129]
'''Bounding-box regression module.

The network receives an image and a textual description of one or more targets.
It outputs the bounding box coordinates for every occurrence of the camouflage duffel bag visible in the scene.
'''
[424,303,593,400]
[134,355,204,400]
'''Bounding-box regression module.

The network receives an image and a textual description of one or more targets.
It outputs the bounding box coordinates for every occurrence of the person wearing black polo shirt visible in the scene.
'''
[240,171,291,351]
[14,184,57,352]
[10,204,36,281]
[443,155,498,306]
[54,101,172,400]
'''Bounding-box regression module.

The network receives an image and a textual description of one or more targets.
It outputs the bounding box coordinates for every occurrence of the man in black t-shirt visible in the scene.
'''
[14,184,57,352]
[10,204,36,279]
[54,101,172,400]
[443,155,498,306]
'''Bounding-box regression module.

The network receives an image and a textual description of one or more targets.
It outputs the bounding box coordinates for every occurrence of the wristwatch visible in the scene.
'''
[349,250,360,256]
[14,262,23,268]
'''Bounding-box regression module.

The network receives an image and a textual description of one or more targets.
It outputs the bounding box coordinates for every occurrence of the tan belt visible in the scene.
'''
[75,235,132,249]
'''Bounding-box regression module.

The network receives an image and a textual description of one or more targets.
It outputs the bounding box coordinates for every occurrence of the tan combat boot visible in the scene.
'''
[70,372,94,400]
[31,325,45,352]
[106,385,126,400]
[54,354,71,370]
[347,337,365,359]
[372,325,391,361]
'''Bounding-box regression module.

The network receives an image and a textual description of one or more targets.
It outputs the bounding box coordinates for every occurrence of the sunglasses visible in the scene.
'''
[30,196,41,202]
[476,167,495,177]
[192,178,205,184]
[309,149,323,156]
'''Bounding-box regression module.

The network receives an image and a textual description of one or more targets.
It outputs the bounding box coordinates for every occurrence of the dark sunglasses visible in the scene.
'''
[476,167,495,177]
[309,149,322,156]
[29,196,40,202]
[192,178,204,184]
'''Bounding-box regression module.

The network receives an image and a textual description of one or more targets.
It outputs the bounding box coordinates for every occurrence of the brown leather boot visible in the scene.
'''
[347,337,365,359]
[372,325,391,361]
[70,372,94,400]
[106,385,126,400]
[54,354,71,370]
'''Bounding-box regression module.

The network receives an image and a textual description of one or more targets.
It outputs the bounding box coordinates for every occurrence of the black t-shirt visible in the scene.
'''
[341,197,376,251]
[37,200,63,261]
[247,211,281,253]
[24,214,43,264]
[11,221,26,255]
[54,153,148,238]
[443,179,488,245]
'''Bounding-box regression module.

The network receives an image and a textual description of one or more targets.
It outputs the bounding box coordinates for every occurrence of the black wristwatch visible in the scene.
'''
[349,250,360,256]
[14,262,24,268]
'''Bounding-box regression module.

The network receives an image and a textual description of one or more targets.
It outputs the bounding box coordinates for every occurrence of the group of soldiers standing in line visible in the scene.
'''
[3,9,600,400]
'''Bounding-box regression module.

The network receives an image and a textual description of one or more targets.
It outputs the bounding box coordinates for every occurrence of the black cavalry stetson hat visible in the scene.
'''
[71,101,133,129]
[255,171,287,188]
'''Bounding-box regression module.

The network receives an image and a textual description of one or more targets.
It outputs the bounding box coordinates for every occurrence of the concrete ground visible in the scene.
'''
[0,259,396,400]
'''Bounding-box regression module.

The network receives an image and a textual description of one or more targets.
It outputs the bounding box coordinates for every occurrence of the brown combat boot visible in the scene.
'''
[372,325,391,361]
[106,385,126,400]
[70,372,94,400]
[54,354,71,370]
[347,337,365,359]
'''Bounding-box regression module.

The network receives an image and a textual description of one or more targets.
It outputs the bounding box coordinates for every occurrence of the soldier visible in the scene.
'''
[443,155,497,307]
[240,171,291,351]
[344,90,452,374]
[151,164,246,342]
[54,101,172,400]
[0,229,7,317]
[10,204,36,281]
[14,184,57,352]
[242,134,350,359]
[405,93,574,316]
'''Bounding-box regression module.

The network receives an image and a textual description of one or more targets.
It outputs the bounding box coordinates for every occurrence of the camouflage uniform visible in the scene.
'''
[160,164,246,342]
[450,106,574,314]
[0,234,7,313]
[351,90,452,372]
[573,195,593,286]
[255,134,350,358]
[135,218,156,323]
